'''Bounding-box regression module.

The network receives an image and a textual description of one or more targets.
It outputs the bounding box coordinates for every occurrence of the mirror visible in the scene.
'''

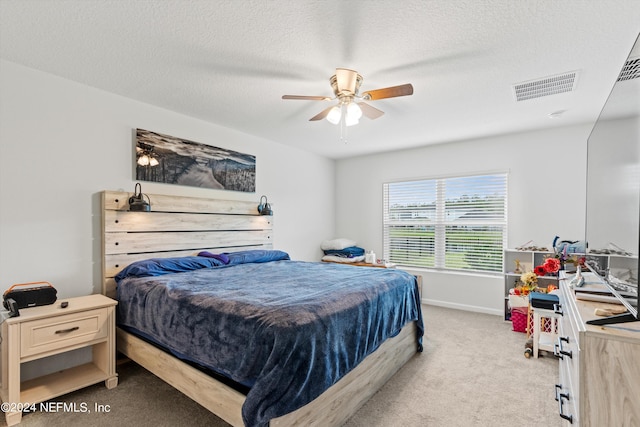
[584,33,639,323]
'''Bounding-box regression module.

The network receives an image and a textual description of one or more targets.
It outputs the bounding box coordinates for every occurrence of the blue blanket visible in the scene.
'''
[117,258,423,426]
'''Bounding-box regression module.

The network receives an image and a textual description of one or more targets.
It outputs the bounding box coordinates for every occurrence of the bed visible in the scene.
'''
[102,190,423,427]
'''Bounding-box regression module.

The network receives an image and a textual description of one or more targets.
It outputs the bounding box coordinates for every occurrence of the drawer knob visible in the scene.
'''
[553,303,564,316]
[55,326,80,334]
[554,384,574,423]
[554,336,573,360]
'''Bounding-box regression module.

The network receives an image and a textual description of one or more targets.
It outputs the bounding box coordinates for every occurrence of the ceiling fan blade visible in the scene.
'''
[309,105,336,121]
[335,68,358,94]
[282,95,332,101]
[362,83,414,101]
[358,102,385,120]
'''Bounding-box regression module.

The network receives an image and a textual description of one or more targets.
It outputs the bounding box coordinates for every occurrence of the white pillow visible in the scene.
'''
[320,238,357,251]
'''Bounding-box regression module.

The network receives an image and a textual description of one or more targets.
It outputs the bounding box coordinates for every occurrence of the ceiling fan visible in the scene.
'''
[282,68,414,126]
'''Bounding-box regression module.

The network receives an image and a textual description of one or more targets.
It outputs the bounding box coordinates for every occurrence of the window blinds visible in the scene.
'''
[383,173,507,273]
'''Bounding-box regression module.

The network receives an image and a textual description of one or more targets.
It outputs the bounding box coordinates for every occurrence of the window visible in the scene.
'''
[383,173,507,273]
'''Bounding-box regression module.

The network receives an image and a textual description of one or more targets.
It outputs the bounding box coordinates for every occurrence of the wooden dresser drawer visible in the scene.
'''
[558,303,580,390]
[20,308,109,358]
[557,311,579,425]
[557,358,576,426]
[556,277,640,426]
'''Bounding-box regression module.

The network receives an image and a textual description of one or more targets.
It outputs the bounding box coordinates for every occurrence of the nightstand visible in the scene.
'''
[1,294,117,426]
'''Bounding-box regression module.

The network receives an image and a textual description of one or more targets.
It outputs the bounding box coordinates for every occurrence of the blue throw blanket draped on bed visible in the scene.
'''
[117,256,423,427]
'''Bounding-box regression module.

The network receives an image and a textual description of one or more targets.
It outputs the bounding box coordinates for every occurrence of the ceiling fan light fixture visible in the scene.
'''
[326,105,342,124]
[137,154,150,166]
[345,111,359,127]
[346,102,362,120]
[136,144,160,167]
[345,117,359,127]
[282,68,414,134]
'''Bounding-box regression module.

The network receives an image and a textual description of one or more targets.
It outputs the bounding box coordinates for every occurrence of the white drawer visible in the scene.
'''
[20,308,109,358]
[556,285,580,425]
[557,360,576,426]
[557,318,578,425]
[558,316,579,386]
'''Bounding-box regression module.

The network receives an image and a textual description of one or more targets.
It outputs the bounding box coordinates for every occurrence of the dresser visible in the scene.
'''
[555,279,640,426]
[1,294,118,426]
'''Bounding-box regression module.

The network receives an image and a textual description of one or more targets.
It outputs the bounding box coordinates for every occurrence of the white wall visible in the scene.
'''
[0,60,335,299]
[335,125,590,314]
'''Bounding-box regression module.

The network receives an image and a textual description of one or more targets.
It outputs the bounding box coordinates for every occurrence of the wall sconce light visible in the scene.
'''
[257,195,273,216]
[128,182,151,212]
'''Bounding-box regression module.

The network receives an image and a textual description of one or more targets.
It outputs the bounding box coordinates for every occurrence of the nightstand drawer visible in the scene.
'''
[20,308,109,358]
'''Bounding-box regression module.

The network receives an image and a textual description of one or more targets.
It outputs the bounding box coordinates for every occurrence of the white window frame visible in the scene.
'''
[383,172,508,274]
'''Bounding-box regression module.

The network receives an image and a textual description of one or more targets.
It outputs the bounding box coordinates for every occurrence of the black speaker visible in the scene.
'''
[3,282,57,310]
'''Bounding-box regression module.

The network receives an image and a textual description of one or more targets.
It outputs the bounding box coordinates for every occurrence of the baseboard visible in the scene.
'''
[423,299,502,316]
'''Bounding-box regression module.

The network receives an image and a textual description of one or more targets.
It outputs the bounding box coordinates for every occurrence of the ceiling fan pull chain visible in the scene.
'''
[340,107,348,144]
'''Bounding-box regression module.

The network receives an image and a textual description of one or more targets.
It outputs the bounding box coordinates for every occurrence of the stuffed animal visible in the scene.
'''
[553,236,586,254]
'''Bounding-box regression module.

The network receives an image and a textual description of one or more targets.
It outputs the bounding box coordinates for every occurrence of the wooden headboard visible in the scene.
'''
[102,190,273,298]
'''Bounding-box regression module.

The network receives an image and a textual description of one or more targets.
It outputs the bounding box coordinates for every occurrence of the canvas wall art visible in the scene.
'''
[135,129,256,192]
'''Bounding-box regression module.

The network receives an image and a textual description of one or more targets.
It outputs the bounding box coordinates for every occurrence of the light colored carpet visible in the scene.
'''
[4,305,560,427]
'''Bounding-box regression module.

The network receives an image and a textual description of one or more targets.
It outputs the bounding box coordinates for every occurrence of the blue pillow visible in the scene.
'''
[225,250,290,265]
[322,246,365,257]
[114,256,225,283]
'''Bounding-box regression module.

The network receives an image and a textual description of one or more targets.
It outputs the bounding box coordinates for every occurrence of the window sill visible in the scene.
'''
[396,266,502,279]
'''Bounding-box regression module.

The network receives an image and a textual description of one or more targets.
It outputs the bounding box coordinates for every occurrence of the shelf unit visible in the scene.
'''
[503,249,559,320]
[580,252,637,279]
[503,249,638,320]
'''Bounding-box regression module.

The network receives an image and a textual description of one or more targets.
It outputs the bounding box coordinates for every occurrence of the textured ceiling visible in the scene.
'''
[1,0,639,159]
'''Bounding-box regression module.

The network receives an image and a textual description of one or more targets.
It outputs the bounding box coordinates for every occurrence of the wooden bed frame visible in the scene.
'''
[102,190,420,426]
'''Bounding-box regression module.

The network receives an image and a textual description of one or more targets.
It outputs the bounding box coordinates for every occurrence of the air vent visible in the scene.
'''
[617,57,640,81]
[513,71,578,102]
